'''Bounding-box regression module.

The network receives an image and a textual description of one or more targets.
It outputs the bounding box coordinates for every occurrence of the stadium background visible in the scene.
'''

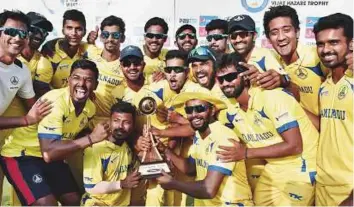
[0,0,353,205]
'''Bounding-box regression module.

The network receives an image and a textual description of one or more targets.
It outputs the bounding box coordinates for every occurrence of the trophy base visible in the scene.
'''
[138,161,171,179]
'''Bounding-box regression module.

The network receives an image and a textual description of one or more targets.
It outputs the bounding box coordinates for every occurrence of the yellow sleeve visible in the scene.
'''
[263,89,300,134]
[35,56,54,84]
[37,93,64,139]
[187,137,197,164]
[83,146,103,189]
[264,49,287,75]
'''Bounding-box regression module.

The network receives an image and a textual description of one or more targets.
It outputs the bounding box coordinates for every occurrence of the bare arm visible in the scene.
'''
[340,190,353,206]
[304,109,320,131]
[152,124,195,138]
[165,148,195,176]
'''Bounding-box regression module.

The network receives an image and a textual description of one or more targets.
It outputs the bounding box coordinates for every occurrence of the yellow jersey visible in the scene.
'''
[1,87,95,157]
[188,121,253,206]
[83,45,124,119]
[35,40,88,89]
[316,71,353,186]
[248,47,286,75]
[81,140,133,206]
[275,44,327,115]
[142,47,168,84]
[218,87,319,170]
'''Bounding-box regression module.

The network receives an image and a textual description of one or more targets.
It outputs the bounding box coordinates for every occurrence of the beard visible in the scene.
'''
[112,128,128,140]
[223,78,245,98]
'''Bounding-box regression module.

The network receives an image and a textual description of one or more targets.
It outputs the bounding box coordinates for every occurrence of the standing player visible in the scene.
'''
[0,60,109,206]
[313,13,353,206]
[156,92,253,206]
[216,53,318,206]
[142,17,169,83]
[206,19,230,54]
[174,24,198,53]
[81,102,141,206]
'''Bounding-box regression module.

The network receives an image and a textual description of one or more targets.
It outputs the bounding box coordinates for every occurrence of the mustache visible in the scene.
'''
[112,128,126,135]
[321,51,337,56]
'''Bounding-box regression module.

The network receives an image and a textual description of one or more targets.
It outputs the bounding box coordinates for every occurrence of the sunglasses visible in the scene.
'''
[206,34,228,42]
[216,72,240,84]
[230,31,252,40]
[164,66,186,74]
[144,32,167,39]
[122,59,142,67]
[189,46,216,61]
[177,33,196,40]
[29,25,48,38]
[185,104,209,114]
[0,27,28,39]
[101,31,122,39]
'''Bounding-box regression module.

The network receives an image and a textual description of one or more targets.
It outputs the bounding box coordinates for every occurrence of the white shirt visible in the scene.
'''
[0,59,35,115]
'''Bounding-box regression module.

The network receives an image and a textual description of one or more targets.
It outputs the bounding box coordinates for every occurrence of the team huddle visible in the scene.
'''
[0,4,352,207]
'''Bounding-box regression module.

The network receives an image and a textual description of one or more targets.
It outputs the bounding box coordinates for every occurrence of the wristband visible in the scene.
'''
[245,148,248,160]
[87,135,93,146]
[23,116,29,126]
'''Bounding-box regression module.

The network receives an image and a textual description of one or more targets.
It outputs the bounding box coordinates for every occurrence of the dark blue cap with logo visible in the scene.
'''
[228,14,255,33]
[120,45,144,61]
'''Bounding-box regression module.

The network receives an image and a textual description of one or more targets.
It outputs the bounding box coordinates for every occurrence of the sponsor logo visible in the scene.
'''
[10,76,19,85]
[179,18,197,24]
[338,85,349,100]
[305,17,320,39]
[32,174,43,184]
[275,112,289,121]
[44,126,56,131]
[289,193,302,201]
[241,0,269,13]
[199,27,207,37]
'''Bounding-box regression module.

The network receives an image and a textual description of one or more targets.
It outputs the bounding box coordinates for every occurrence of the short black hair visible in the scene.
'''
[313,13,353,40]
[216,52,247,73]
[206,19,228,34]
[100,15,126,35]
[71,59,99,81]
[110,101,136,121]
[63,9,86,29]
[144,17,169,34]
[263,6,300,38]
[0,10,30,29]
[165,50,188,66]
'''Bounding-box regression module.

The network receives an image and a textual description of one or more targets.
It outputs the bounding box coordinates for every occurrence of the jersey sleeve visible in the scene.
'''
[37,94,64,139]
[264,89,300,134]
[35,56,54,84]
[264,49,287,75]
[187,137,197,164]
[17,66,35,99]
[208,130,237,176]
[83,146,103,189]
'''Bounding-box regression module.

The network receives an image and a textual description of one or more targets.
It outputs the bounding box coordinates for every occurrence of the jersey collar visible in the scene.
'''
[56,39,87,59]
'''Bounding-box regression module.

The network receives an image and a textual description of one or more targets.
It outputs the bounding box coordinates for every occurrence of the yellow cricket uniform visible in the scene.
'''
[188,121,253,206]
[316,70,353,206]
[248,46,286,75]
[83,45,124,128]
[275,44,327,115]
[1,87,95,158]
[218,87,319,206]
[81,140,132,206]
[35,40,88,89]
[143,47,168,84]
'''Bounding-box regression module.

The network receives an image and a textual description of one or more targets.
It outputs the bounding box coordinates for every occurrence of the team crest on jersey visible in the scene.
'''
[10,76,19,85]
[32,174,43,184]
[254,113,263,125]
[295,67,308,79]
[338,85,349,100]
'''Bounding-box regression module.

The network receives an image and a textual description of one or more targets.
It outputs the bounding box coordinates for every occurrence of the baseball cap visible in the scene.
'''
[26,12,53,32]
[120,45,144,61]
[175,24,196,38]
[188,46,216,63]
[228,15,255,33]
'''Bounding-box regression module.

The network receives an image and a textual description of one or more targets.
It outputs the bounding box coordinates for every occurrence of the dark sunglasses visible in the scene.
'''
[217,72,240,84]
[122,59,142,67]
[177,33,196,40]
[164,66,186,74]
[29,25,48,38]
[144,32,167,39]
[185,104,209,114]
[0,27,28,39]
[206,34,228,42]
[101,31,122,39]
[230,31,252,40]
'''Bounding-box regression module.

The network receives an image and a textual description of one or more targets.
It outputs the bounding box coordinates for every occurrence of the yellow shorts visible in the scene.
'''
[316,182,353,206]
[245,159,266,193]
[254,164,316,206]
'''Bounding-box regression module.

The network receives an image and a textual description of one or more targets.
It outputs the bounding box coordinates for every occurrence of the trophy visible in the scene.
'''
[138,97,171,179]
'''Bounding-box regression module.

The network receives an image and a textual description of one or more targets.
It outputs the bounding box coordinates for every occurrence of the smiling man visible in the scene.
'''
[175,24,198,53]
[0,59,110,206]
[313,13,353,206]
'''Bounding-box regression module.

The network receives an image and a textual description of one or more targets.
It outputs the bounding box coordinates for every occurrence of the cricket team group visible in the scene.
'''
[0,4,352,206]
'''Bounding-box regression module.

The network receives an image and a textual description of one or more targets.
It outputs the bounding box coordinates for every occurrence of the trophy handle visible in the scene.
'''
[141,116,163,162]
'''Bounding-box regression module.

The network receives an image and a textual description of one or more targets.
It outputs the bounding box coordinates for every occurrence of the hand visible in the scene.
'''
[167,110,183,123]
[87,26,99,44]
[238,62,261,85]
[346,52,353,72]
[26,99,53,125]
[156,170,174,190]
[90,122,110,143]
[150,126,163,137]
[121,170,141,189]
[136,135,152,152]
[152,71,165,82]
[256,69,283,89]
[216,139,246,162]
[156,105,168,123]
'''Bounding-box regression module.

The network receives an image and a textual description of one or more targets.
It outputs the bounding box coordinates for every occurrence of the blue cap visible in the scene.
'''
[120,45,144,61]
[228,15,255,33]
